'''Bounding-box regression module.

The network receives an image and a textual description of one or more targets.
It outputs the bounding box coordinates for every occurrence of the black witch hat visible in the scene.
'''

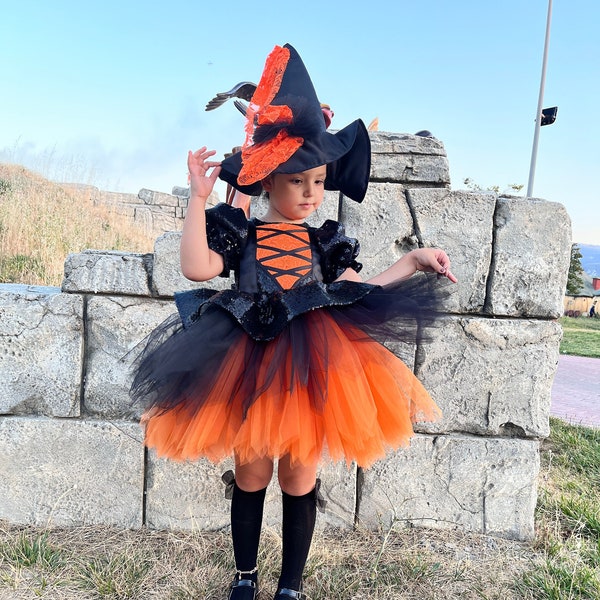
[218,44,371,203]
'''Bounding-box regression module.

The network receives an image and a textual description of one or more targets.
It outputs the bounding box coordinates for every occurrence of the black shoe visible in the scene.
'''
[227,575,258,600]
[273,587,306,599]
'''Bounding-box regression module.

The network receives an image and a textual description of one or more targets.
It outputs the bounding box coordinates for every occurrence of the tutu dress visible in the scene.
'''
[131,203,443,468]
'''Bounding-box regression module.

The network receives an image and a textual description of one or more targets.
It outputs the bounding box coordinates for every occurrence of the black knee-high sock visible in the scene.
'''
[231,482,267,582]
[278,487,317,590]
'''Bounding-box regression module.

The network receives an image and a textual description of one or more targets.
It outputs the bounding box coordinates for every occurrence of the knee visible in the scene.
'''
[278,471,316,496]
[235,466,273,492]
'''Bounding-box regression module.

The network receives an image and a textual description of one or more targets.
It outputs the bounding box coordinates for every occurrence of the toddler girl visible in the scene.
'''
[132,43,456,600]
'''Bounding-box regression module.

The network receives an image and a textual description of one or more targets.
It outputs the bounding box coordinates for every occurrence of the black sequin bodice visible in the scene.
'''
[175,204,374,341]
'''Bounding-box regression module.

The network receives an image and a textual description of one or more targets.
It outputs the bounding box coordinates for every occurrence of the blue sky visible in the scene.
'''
[2,0,599,245]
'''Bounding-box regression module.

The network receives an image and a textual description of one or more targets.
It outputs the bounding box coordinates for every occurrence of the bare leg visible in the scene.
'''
[277,454,317,495]
[235,454,274,491]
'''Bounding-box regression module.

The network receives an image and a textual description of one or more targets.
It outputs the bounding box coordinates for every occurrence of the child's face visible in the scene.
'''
[261,165,326,223]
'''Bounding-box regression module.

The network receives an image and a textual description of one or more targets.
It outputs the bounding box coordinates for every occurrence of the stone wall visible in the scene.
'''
[61,183,193,237]
[0,133,571,540]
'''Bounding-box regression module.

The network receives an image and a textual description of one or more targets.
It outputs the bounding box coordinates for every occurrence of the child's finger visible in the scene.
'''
[447,270,458,283]
[209,165,222,181]
[200,148,216,160]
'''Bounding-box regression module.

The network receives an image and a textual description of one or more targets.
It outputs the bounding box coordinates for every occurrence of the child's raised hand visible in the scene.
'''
[413,248,458,283]
[187,147,222,199]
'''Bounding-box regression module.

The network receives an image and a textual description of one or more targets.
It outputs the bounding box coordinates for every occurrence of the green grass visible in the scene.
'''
[0,254,47,283]
[77,552,153,598]
[0,531,64,570]
[0,178,11,194]
[559,316,600,358]
[527,418,600,599]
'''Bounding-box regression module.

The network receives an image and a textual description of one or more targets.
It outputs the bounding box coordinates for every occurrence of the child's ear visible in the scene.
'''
[261,175,273,193]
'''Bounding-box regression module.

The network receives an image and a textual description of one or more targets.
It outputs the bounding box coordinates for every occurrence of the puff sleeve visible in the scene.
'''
[312,219,362,283]
[205,203,249,277]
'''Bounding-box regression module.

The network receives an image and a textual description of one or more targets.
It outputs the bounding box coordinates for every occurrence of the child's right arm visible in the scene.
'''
[180,148,225,281]
[334,248,457,285]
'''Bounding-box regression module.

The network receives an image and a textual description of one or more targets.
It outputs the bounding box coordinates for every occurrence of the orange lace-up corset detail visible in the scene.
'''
[256,223,312,289]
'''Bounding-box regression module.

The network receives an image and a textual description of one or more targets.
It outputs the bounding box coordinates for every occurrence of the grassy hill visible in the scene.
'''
[0,164,155,287]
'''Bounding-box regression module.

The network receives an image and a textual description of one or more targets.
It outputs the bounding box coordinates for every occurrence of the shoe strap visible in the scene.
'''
[228,577,258,600]
[231,579,256,589]
[276,587,305,599]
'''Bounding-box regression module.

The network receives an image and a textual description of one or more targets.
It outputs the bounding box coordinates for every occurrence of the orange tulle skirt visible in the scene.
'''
[142,309,441,468]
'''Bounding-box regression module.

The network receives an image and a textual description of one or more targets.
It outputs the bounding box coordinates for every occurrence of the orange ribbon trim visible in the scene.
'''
[238,131,303,185]
[239,45,302,185]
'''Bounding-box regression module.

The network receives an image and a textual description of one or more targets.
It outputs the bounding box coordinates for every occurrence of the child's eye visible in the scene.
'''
[291,178,303,184]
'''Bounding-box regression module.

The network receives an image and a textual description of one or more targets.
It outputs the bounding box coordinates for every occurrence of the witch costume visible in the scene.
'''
[130,44,443,469]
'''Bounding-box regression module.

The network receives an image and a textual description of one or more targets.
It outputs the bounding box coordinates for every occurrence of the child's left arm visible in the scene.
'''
[336,248,457,284]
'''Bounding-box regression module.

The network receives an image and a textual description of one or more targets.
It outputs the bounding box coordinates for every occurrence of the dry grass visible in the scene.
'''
[0,523,536,600]
[0,163,154,286]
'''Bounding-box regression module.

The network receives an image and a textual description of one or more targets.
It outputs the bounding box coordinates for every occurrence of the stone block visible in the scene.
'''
[101,190,143,206]
[370,132,450,186]
[113,205,137,218]
[340,182,416,280]
[408,188,496,313]
[150,211,181,235]
[372,154,451,186]
[359,433,539,540]
[145,453,356,531]
[370,131,447,156]
[487,197,572,317]
[133,205,154,234]
[84,296,174,418]
[0,416,144,527]
[415,316,561,438]
[382,340,416,371]
[172,185,190,198]
[317,461,357,528]
[61,250,152,296]
[138,188,180,208]
[145,454,233,531]
[0,285,83,417]
[151,231,235,297]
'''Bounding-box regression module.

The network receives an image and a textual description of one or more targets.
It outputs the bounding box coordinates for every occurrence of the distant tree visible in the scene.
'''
[566,244,585,295]
[463,178,524,195]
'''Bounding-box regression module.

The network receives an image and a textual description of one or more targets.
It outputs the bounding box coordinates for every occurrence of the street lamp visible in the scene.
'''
[541,106,558,126]
[526,0,556,198]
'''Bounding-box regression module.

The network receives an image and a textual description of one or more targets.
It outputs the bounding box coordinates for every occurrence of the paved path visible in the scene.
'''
[550,354,600,428]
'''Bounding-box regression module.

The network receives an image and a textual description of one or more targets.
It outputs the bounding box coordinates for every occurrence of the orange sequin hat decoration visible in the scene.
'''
[219,44,371,203]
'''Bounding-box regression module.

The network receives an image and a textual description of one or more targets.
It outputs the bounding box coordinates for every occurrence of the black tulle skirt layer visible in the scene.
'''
[130,275,448,467]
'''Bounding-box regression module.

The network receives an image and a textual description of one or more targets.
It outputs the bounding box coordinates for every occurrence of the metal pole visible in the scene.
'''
[526,0,553,198]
